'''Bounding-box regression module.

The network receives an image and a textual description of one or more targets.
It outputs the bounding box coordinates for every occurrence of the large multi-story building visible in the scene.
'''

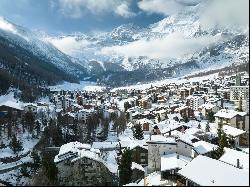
[230,86,249,101]
[187,96,205,111]
[230,86,249,113]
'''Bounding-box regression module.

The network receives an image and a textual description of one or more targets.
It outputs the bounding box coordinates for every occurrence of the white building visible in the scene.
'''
[188,96,205,111]
[147,135,177,174]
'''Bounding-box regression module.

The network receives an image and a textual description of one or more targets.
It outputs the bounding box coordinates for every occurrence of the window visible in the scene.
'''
[185,145,188,148]
[242,123,245,131]
[141,159,145,162]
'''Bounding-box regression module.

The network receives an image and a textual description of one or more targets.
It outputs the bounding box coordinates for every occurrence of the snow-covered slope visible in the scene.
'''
[0,17,88,78]
[45,2,248,85]
[0,0,249,87]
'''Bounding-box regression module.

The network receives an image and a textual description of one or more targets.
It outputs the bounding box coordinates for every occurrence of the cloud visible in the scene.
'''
[199,0,249,31]
[138,0,249,31]
[115,3,136,18]
[54,0,136,18]
[101,32,222,59]
[138,0,201,16]
[48,36,91,55]
[0,17,17,34]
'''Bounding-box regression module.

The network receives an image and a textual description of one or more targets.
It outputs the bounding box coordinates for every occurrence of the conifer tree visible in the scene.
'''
[25,111,35,134]
[207,111,215,123]
[118,148,132,185]
[9,134,23,154]
[212,129,228,159]
[205,123,210,132]
[42,153,58,183]
[133,124,144,140]
[31,150,41,170]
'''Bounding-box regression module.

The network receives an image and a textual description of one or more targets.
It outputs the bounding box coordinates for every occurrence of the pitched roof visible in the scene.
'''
[219,148,249,171]
[178,155,249,186]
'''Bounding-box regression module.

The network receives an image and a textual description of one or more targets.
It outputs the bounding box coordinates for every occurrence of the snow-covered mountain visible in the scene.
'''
[0,0,249,87]
[0,17,88,79]
[45,3,248,86]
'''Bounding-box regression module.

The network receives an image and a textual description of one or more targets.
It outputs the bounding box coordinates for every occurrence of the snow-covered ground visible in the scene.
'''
[0,130,40,185]
[0,90,21,105]
[48,81,106,92]
[111,73,219,91]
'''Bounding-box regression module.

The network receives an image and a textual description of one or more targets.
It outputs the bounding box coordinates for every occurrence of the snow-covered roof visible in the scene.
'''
[136,172,171,186]
[92,141,119,150]
[161,153,192,171]
[128,142,148,150]
[214,109,247,119]
[178,155,249,186]
[23,103,38,107]
[200,103,216,110]
[54,141,117,174]
[219,148,249,171]
[56,142,91,157]
[167,113,183,120]
[136,118,154,125]
[154,120,190,134]
[193,141,217,155]
[123,183,141,186]
[0,101,23,110]
[223,125,245,137]
[132,111,141,117]
[131,162,145,172]
[147,135,176,144]
[176,132,198,146]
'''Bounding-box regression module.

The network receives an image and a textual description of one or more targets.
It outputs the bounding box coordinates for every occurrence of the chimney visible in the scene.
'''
[144,176,147,186]
[237,159,240,168]
[177,154,180,159]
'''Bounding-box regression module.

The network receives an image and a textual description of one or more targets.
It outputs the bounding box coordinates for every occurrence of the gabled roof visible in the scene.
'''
[193,141,217,155]
[178,155,249,186]
[0,101,23,111]
[147,135,176,144]
[214,109,247,119]
[161,153,192,171]
[223,125,245,137]
[219,148,249,171]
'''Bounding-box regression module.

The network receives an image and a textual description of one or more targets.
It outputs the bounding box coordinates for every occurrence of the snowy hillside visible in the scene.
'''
[0,0,249,87]
[0,17,87,78]
[44,1,248,86]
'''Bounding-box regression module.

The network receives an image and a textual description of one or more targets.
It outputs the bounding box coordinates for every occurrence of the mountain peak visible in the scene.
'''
[0,17,17,34]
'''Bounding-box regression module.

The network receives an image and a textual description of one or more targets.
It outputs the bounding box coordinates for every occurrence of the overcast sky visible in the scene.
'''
[0,0,248,35]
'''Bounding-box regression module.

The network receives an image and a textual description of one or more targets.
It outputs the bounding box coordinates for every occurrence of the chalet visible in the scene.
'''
[160,153,192,181]
[192,141,217,158]
[136,118,154,134]
[63,112,76,124]
[131,162,145,182]
[214,109,249,145]
[130,144,148,166]
[55,142,115,186]
[222,125,247,147]
[24,103,38,114]
[174,105,194,119]
[138,97,152,109]
[199,103,220,119]
[0,101,23,119]
[214,109,248,130]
